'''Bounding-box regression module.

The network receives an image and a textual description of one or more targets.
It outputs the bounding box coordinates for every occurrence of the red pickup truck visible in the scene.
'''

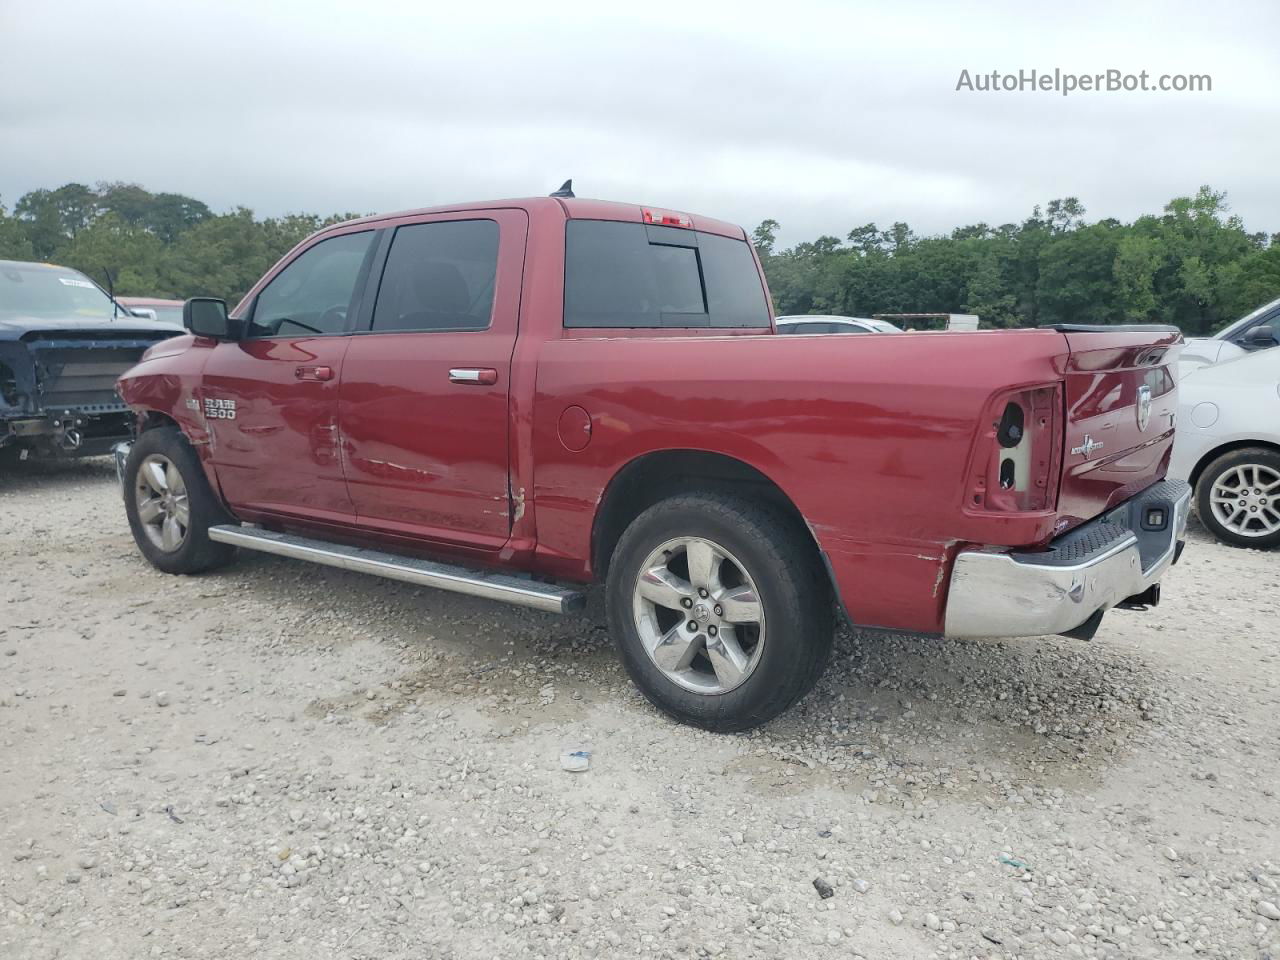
[114,191,1190,731]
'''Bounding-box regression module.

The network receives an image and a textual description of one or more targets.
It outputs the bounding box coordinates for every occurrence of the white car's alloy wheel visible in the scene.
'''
[1208,463,1280,538]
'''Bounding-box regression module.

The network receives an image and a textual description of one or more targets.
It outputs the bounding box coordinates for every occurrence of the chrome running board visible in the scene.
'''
[208,525,586,615]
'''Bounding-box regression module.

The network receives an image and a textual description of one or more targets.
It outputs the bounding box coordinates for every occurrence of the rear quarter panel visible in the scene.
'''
[530,330,1072,633]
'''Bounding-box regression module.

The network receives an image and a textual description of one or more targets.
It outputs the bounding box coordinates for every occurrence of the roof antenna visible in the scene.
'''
[550,179,574,198]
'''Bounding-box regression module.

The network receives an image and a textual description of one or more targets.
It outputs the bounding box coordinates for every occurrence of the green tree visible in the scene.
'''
[58,213,165,294]
[1112,235,1160,320]
[13,189,66,259]
[751,219,778,257]
[0,199,36,261]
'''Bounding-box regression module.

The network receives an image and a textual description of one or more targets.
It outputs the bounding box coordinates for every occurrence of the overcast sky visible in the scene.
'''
[1,0,1277,245]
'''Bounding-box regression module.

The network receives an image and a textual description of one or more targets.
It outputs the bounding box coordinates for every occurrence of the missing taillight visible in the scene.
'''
[997,403,1024,448]
[1000,458,1016,489]
[966,383,1063,514]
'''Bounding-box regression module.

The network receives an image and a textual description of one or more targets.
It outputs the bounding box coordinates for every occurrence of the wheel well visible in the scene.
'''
[137,410,179,433]
[591,450,821,581]
[1190,439,1280,489]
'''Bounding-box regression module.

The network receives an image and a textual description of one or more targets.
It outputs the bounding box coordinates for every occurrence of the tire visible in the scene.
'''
[605,492,834,732]
[123,426,238,574]
[1195,447,1280,549]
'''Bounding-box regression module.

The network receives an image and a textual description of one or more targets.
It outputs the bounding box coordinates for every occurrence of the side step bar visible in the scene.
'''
[207,525,586,615]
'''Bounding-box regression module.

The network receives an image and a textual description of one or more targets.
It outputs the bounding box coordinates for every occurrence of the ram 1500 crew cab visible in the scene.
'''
[114,193,1189,731]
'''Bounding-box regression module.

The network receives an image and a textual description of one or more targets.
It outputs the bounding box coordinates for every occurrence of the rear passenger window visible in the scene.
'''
[563,220,769,329]
[371,220,499,333]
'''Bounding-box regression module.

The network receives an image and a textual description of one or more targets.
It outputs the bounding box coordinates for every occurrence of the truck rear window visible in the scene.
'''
[563,220,770,329]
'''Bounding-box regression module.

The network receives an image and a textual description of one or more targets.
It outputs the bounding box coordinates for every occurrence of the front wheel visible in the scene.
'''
[123,426,237,574]
[1196,447,1280,549]
[605,492,833,732]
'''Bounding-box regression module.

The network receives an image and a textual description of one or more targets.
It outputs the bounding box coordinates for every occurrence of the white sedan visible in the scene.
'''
[1169,347,1280,548]
[1179,295,1280,374]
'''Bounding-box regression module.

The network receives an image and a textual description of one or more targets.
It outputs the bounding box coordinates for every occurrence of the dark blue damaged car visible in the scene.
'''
[0,259,182,462]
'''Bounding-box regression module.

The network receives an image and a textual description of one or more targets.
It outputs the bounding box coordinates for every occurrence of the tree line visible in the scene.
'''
[0,182,363,308]
[2,181,1276,334]
[755,188,1279,334]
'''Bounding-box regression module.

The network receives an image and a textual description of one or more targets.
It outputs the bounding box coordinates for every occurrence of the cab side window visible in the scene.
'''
[247,231,374,339]
[370,219,499,333]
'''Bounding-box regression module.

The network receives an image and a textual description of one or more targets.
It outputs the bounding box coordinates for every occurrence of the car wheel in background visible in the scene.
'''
[605,491,834,732]
[123,426,238,574]
[1196,447,1280,549]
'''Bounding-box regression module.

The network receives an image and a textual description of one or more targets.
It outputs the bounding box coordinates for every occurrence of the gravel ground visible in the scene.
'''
[2,459,1279,960]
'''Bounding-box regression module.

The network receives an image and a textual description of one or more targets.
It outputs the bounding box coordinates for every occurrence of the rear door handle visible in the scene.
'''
[295,365,334,381]
[449,367,498,385]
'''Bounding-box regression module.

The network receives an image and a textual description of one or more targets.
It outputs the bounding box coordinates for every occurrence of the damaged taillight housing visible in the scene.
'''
[966,383,1063,513]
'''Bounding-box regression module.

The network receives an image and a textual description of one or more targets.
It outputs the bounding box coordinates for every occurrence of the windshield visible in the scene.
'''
[0,263,119,321]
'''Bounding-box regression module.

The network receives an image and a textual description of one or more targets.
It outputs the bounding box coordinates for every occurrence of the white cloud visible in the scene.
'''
[1,0,1277,246]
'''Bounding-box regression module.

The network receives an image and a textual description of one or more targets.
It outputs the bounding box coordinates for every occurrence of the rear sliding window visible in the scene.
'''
[563,220,770,328]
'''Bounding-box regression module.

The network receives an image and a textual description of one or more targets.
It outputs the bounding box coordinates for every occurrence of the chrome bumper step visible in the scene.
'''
[207,525,586,615]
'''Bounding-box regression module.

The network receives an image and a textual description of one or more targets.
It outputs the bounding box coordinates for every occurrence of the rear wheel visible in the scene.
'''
[123,426,237,574]
[605,492,833,732]
[1196,447,1280,549]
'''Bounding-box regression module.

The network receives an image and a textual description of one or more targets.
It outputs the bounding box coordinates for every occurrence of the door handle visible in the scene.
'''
[449,367,499,385]
[295,365,334,382]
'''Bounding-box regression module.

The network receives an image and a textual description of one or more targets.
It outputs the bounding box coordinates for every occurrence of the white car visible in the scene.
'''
[1179,295,1280,374]
[775,315,902,335]
[1169,347,1280,548]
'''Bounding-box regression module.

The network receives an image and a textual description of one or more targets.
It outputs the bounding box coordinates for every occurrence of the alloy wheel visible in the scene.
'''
[631,536,766,694]
[134,453,190,552]
[1209,463,1280,538]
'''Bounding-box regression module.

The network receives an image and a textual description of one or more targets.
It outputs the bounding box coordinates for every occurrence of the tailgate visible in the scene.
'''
[1053,325,1183,529]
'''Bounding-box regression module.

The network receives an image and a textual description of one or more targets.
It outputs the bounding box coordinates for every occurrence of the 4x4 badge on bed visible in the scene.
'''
[1136,385,1152,431]
[1071,435,1104,458]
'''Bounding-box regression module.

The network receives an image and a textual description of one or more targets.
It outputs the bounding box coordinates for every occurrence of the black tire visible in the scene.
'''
[1195,447,1280,549]
[123,426,238,574]
[605,492,834,732]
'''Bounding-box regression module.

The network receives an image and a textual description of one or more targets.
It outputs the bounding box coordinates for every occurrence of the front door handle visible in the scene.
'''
[449,367,499,385]
[295,365,334,382]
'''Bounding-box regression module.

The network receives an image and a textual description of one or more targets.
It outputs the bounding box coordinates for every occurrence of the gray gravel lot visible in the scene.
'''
[2,459,1279,960]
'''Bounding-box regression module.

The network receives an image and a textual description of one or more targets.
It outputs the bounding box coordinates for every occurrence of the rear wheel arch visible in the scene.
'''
[589,449,844,613]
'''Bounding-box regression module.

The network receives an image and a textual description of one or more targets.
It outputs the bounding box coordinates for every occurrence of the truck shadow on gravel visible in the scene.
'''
[226,549,1164,798]
[0,455,115,492]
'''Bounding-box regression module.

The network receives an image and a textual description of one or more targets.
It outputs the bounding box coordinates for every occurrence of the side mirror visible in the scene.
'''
[183,298,232,339]
[1245,324,1276,345]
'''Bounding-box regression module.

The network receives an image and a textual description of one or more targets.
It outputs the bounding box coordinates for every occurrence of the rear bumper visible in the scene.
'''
[944,479,1190,639]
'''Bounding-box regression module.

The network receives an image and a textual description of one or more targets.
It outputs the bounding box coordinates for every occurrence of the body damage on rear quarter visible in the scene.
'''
[530,329,1088,633]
